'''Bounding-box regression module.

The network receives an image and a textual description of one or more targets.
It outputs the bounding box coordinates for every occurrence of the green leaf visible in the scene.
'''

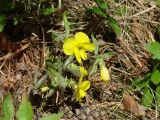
[0,14,6,32]
[151,70,160,85]
[141,86,153,107]
[67,63,81,77]
[13,16,22,25]
[63,11,70,38]
[35,74,48,89]
[131,77,150,90]
[51,31,65,43]
[17,96,33,120]
[88,7,106,17]
[42,7,55,16]
[2,94,14,120]
[131,73,151,90]
[155,85,160,107]
[145,42,160,59]
[94,0,109,10]
[47,67,67,89]
[88,62,98,77]
[63,55,74,70]
[105,17,121,35]
[97,52,113,59]
[40,112,63,120]
[89,52,113,77]
[91,34,99,56]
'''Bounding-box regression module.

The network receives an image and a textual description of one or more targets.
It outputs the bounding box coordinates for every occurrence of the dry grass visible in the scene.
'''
[0,0,160,119]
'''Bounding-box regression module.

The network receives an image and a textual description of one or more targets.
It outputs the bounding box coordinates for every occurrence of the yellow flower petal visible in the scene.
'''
[75,32,90,44]
[80,67,88,76]
[79,89,86,98]
[74,48,81,63]
[75,89,80,101]
[100,65,110,83]
[76,88,86,102]
[80,43,96,52]
[79,50,87,60]
[79,81,90,91]
[63,37,78,55]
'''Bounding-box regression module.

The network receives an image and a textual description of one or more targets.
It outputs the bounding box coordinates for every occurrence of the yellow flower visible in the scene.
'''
[63,32,95,63]
[100,64,110,83]
[75,80,90,102]
[72,67,90,102]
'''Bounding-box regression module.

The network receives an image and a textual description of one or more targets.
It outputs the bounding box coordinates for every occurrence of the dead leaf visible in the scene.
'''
[122,94,145,117]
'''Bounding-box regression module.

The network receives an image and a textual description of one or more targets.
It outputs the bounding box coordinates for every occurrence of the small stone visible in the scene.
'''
[102,116,106,120]
[72,116,79,120]
[76,109,81,115]
[93,112,99,118]
[80,113,86,120]
[87,116,94,120]
[16,74,22,80]
[67,110,73,118]
[85,107,90,115]
[100,111,106,116]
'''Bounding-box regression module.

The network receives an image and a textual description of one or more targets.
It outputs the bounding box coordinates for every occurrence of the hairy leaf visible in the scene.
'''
[17,96,33,120]
[47,67,67,89]
[63,11,70,38]
[94,0,109,10]
[67,63,81,77]
[88,7,106,17]
[105,17,121,35]
[2,94,15,120]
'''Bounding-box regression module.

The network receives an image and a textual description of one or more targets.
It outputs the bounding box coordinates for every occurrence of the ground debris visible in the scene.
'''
[122,94,145,118]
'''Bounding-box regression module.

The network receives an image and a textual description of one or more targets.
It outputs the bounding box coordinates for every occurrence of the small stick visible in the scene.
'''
[0,42,30,61]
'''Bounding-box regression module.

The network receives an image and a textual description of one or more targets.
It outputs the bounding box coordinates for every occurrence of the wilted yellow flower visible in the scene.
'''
[100,64,110,83]
[63,32,95,63]
[75,80,90,102]
[41,86,50,92]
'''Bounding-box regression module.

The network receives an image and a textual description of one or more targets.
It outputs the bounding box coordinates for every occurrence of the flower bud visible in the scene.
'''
[100,65,110,83]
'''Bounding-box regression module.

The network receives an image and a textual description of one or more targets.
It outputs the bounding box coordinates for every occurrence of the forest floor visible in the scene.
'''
[0,0,160,120]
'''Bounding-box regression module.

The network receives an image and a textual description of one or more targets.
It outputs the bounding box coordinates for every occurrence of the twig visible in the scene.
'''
[0,43,30,61]
[118,5,156,20]
[33,14,46,68]
[130,5,156,18]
